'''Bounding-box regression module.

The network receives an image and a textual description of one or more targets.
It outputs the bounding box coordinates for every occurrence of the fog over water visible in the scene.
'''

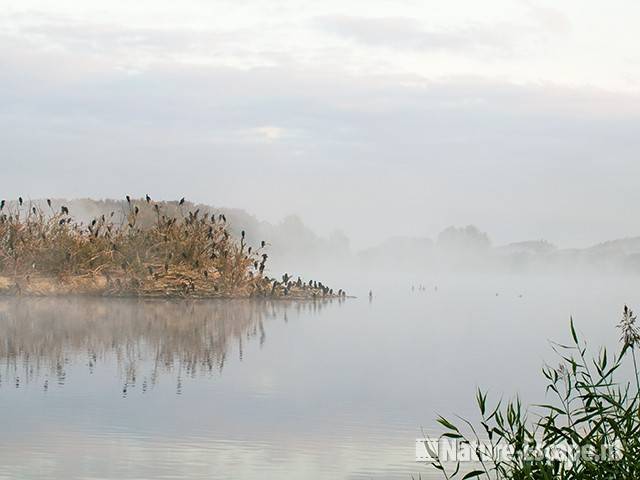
[1,275,636,479]
[2,0,640,478]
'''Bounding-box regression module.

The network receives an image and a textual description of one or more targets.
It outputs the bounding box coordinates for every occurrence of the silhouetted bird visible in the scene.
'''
[126,195,131,203]
[134,206,139,215]
[18,197,23,206]
[46,199,51,208]
[261,240,266,248]
[146,194,151,203]
[179,197,185,206]
[61,206,69,215]
[241,230,245,239]
[32,207,36,214]
[0,200,4,210]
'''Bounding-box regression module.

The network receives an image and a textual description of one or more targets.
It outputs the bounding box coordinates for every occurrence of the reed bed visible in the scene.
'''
[426,307,640,479]
[0,196,345,299]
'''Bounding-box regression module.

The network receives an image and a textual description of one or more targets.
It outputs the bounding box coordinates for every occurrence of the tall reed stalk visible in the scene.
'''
[426,306,640,479]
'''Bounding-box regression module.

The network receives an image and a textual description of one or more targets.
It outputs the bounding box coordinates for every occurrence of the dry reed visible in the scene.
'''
[0,196,345,299]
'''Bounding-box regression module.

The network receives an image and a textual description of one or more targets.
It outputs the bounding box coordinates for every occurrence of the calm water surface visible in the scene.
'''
[0,274,637,479]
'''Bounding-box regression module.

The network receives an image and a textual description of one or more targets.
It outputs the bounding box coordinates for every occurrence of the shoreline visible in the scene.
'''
[0,275,350,300]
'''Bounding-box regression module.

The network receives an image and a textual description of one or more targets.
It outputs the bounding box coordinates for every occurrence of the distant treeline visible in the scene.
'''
[10,198,640,275]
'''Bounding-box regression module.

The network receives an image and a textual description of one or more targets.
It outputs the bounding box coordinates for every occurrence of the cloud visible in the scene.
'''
[315,7,570,55]
[315,15,511,53]
[1,28,639,247]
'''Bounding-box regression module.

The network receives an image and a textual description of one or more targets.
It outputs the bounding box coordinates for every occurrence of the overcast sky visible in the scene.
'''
[2,0,640,248]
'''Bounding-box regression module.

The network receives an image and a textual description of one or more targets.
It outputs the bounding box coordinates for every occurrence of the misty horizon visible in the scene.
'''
[3,1,640,250]
[3,2,640,479]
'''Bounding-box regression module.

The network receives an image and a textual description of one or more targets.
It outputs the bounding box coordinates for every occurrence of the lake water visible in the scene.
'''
[0,274,637,479]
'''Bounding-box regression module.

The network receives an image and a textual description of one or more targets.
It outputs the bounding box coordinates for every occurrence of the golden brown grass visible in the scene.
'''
[0,197,344,299]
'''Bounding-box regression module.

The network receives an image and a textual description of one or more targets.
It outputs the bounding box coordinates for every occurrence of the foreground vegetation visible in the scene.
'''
[0,196,345,299]
[426,306,640,479]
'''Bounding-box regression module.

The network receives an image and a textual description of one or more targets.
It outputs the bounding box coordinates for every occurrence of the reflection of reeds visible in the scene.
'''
[0,296,339,390]
[0,197,345,298]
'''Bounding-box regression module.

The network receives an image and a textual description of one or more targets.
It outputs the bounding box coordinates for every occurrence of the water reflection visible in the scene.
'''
[0,297,341,393]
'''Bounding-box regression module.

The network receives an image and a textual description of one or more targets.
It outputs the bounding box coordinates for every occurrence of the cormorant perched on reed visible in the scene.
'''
[146,194,151,203]
[46,199,51,208]
[61,206,69,215]
[241,230,245,239]
[18,197,23,206]
[126,195,131,204]
[261,240,266,248]
[0,200,4,211]
[179,197,185,206]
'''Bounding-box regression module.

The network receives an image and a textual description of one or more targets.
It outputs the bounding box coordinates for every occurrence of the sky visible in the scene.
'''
[2,0,640,248]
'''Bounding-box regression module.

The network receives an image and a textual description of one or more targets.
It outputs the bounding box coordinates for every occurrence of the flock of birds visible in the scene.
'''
[410,284,524,298]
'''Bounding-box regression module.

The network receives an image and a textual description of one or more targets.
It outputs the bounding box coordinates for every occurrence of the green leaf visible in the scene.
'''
[570,317,578,345]
[437,416,460,432]
[461,470,485,479]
